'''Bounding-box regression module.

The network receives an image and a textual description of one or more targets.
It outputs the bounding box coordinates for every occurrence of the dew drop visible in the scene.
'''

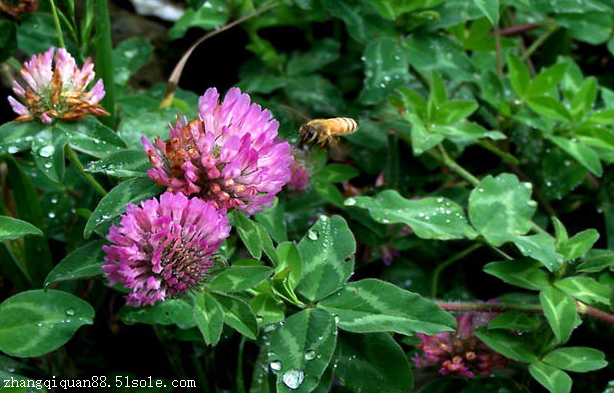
[282,369,305,390]
[269,361,282,371]
[48,212,56,218]
[304,350,316,360]
[345,197,357,206]
[7,146,19,154]
[65,308,75,316]
[334,315,340,324]
[38,145,55,157]
[307,229,319,240]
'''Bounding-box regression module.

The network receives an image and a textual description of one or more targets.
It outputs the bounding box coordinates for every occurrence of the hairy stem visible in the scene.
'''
[65,146,107,196]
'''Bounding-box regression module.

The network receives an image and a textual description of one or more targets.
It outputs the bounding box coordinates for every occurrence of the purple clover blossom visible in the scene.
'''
[102,192,230,307]
[8,47,108,124]
[413,311,508,378]
[286,149,310,193]
[142,87,294,215]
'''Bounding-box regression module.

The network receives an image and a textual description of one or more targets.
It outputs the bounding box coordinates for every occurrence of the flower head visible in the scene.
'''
[8,47,108,124]
[285,149,310,193]
[143,87,293,215]
[102,192,230,307]
[413,311,508,378]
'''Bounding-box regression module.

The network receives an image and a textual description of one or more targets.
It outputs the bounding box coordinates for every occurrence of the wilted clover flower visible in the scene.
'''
[102,192,230,307]
[8,47,108,124]
[413,312,508,378]
[142,87,293,215]
[0,0,38,19]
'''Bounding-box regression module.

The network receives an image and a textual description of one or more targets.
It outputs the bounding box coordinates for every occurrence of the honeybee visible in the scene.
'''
[298,118,359,149]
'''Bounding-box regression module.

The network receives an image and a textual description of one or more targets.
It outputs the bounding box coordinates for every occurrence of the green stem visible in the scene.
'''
[236,337,246,393]
[48,0,65,48]
[385,133,400,190]
[93,0,116,127]
[189,348,210,393]
[65,146,107,196]
[494,24,503,81]
[431,243,482,298]
[521,25,560,62]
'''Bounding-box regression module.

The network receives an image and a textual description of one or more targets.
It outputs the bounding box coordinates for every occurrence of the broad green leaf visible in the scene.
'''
[351,190,476,240]
[318,279,456,335]
[404,113,444,155]
[0,216,42,241]
[0,122,47,155]
[571,78,597,118]
[234,211,263,260]
[468,173,535,245]
[85,149,150,178]
[193,292,223,345]
[359,36,411,105]
[113,37,154,86]
[335,332,412,393]
[527,97,573,122]
[577,250,614,273]
[84,177,163,238]
[548,136,602,176]
[16,13,60,54]
[31,128,68,183]
[475,328,538,362]
[432,101,479,126]
[250,294,285,325]
[429,71,448,105]
[529,362,571,393]
[276,242,302,289]
[472,0,499,25]
[56,117,126,158]
[121,298,196,329]
[555,277,611,305]
[540,287,577,344]
[559,229,599,261]
[255,199,287,244]
[483,259,549,290]
[0,290,94,357]
[286,38,340,76]
[543,347,607,372]
[211,293,259,339]
[315,164,360,183]
[208,266,273,292]
[588,109,614,125]
[169,0,229,39]
[507,53,530,97]
[527,63,569,97]
[296,215,356,302]
[44,240,106,286]
[267,309,336,393]
[0,19,16,63]
[511,234,563,271]
[488,311,541,331]
[552,217,569,248]
[557,12,611,45]
[321,0,395,45]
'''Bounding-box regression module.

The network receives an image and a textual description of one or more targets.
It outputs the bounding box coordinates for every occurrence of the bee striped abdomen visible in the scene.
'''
[298,117,359,149]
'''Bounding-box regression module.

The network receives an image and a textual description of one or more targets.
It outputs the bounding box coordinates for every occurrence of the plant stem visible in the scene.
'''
[494,24,503,81]
[431,244,482,298]
[93,0,116,127]
[521,25,560,62]
[437,301,614,326]
[48,0,66,48]
[65,146,107,196]
[236,337,247,393]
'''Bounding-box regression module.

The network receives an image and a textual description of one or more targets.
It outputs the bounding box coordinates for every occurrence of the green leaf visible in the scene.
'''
[577,250,614,273]
[296,215,356,302]
[315,164,360,183]
[527,63,569,97]
[540,287,577,344]
[286,38,340,76]
[432,101,479,126]
[571,77,597,118]
[483,259,549,290]
[57,117,126,158]
[474,328,538,362]
[0,122,47,155]
[429,71,448,105]
[488,311,541,331]
[121,299,195,329]
[312,180,345,207]
[267,309,336,393]
[588,109,614,125]
[359,36,411,105]
[84,177,163,238]
[552,217,569,248]
[255,199,287,244]
[351,190,476,240]
[318,279,456,335]
[0,19,16,63]
[472,0,499,25]
[44,240,106,286]
[321,0,395,45]
[548,136,603,176]
[234,211,263,260]
[0,216,42,241]
[31,128,68,183]
[169,0,229,39]
[555,277,611,305]
[276,242,302,289]
[113,37,153,86]
[208,266,273,292]
[211,293,259,339]
[0,290,94,357]
[507,53,531,97]
[250,294,285,325]
[193,292,223,345]
[543,347,608,372]
[529,362,571,393]
[559,229,599,261]
[527,97,573,122]
[85,149,150,178]
[511,234,563,272]
[16,13,60,54]
[335,332,413,393]
[468,173,536,246]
